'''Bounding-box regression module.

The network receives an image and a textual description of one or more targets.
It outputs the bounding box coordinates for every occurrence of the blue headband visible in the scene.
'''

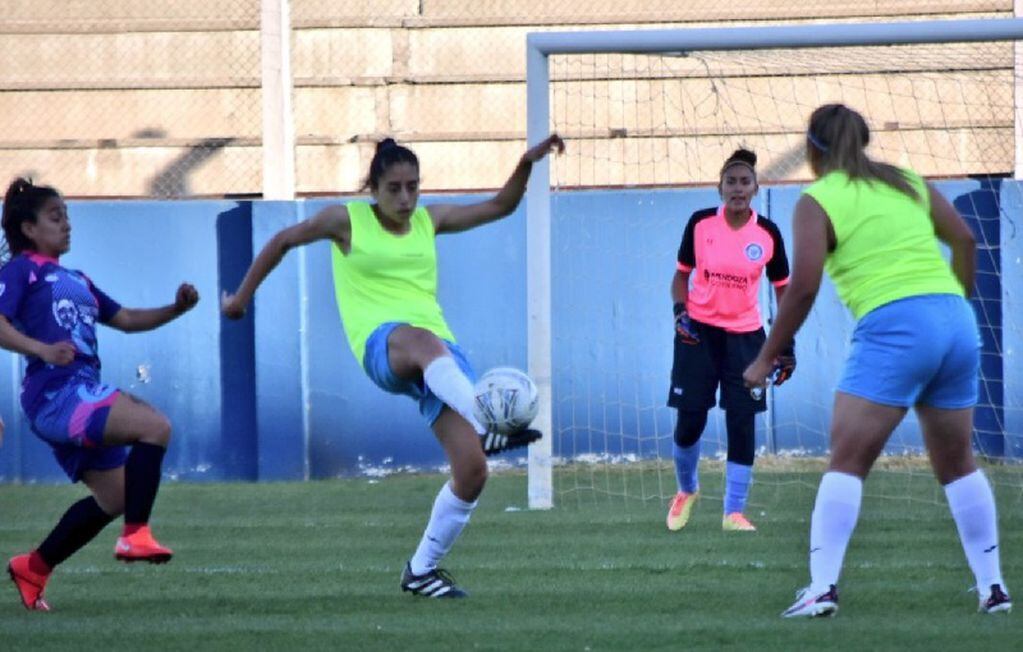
[807,130,829,152]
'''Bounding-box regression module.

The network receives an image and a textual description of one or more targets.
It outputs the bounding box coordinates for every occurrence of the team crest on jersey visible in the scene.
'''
[744,243,764,261]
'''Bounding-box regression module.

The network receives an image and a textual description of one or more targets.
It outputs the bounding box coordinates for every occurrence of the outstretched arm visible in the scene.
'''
[429,135,565,234]
[221,204,350,319]
[108,283,199,332]
[743,194,828,387]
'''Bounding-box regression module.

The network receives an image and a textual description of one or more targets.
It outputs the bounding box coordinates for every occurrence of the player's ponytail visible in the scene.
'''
[362,138,419,191]
[2,177,59,257]
[807,104,920,201]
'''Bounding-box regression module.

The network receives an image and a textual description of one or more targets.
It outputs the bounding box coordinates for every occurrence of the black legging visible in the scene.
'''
[673,408,755,466]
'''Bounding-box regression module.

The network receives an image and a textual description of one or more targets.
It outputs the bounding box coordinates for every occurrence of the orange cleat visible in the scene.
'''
[666,491,698,531]
[722,512,757,532]
[8,553,51,611]
[114,526,173,564]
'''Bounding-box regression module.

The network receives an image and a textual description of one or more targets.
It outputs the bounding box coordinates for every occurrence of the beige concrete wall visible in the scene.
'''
[0,2,1016,196]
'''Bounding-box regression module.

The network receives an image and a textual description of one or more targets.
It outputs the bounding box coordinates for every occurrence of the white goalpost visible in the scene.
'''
[525,18,1023,510]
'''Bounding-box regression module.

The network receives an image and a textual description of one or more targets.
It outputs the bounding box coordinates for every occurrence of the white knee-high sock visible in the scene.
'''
[808,471,863,591]
[944,470,1005,593]
[423,356,485,434]
[409,482,477,575]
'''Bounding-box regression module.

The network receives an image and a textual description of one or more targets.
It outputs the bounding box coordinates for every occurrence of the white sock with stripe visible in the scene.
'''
[423,356,486,434]
[409,482,477,576]
[944,469,1006,593]
[808,471,863,592]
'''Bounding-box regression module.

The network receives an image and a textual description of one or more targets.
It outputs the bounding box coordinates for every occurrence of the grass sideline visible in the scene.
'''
[1,469,1020,651]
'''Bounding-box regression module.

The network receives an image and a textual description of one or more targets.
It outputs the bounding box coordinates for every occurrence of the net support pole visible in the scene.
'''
[1016,1,1023,179]
[526,42,553,510]
[261,0,296,200]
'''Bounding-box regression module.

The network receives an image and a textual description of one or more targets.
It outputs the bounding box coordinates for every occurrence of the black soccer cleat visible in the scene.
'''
[479,428,543,457]
[400,563,468,598]
[979,583,1012,614]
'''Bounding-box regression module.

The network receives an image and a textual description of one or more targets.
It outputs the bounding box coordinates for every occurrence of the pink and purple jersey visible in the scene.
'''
[0,253,121,412]
[677,206,789,333]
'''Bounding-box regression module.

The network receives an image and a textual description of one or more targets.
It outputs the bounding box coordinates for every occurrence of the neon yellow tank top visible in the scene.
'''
[803,169,964,320]
[331,201,455,364]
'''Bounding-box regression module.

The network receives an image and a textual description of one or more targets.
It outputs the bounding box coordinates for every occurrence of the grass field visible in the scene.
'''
[1,468,1020,651]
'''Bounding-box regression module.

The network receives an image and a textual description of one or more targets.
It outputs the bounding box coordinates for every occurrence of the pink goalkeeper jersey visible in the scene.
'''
[676,205,790,333]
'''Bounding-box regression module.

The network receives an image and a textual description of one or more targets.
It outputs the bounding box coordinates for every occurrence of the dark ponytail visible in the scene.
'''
[2,178,59,257]
[362,138,419,191]
[807,104,920,201]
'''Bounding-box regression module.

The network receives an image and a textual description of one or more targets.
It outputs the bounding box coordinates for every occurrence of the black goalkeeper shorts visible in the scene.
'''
[667,320,767,414]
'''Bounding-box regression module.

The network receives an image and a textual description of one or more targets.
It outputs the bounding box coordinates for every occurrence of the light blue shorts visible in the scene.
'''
[838,294,980,409]
[362,322,477,425]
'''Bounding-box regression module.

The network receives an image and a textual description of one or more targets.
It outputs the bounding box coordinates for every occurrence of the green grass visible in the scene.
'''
[1,469,1020,651]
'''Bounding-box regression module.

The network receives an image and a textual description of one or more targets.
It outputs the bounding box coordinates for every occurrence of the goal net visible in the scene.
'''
[524,19,1023,510]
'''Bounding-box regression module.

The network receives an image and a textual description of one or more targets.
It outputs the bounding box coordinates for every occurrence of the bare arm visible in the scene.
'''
[108,283,199,332]
[0,314,75,365]
[927,183,976,296]
[429,135,565,234]
[221,204,350,319]
[671,269,690,306]
[744,195,828,386]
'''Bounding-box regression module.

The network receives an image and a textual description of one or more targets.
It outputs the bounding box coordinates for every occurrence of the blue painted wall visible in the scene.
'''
[0,180,1016,482]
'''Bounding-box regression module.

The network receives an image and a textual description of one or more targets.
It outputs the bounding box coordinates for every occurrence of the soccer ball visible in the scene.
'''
[473,367,539,435]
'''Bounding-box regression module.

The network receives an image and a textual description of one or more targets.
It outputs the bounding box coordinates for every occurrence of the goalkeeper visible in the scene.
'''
[744,104,1009,617]
[222,135,563,598]
[666,148,793,533]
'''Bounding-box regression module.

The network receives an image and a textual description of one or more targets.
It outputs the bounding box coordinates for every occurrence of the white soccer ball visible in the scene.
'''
[473,367,539,435]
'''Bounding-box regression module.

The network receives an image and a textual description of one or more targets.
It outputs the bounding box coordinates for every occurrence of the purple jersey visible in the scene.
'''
[0,253,121,412]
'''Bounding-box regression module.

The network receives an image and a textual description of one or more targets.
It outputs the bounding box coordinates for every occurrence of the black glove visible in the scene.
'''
[772,341,796,386]
[673,302,699,345]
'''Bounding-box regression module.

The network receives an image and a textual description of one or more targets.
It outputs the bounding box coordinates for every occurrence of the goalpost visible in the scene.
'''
[525,18,1023,510]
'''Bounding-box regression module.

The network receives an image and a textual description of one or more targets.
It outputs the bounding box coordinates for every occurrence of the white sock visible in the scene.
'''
[423,356,486,434]
[409,483,477,576]
[808,471,863,591]
[944,469,1005,593]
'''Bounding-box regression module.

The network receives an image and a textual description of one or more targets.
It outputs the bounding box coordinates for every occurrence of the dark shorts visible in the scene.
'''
[667,320,767,414]
[25,372,127,482]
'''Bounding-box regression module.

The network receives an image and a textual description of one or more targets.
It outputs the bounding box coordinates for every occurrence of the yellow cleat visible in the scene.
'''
[666,491,698,531]
[722,512,757,531]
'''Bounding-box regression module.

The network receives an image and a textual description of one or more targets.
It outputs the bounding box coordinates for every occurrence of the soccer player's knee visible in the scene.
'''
[673,410,708,447]
[143,413,172,447]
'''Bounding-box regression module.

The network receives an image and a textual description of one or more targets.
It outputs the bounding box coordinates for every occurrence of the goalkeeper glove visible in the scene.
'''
[771,341,796,386]
[674,302,699,345]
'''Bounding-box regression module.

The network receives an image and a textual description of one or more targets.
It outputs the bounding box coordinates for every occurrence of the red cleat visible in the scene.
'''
[8,553,51,611]
[114,526,173,564]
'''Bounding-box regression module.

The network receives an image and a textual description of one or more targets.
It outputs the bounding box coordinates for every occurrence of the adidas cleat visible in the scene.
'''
[480,428,542,457]
[782,584,839,618]
[722,512,757,532]
[400,562,468,598]
[8,553,51,612]
[115,526,173,564]
[666,491,698,531]
[979,584,1012,614]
